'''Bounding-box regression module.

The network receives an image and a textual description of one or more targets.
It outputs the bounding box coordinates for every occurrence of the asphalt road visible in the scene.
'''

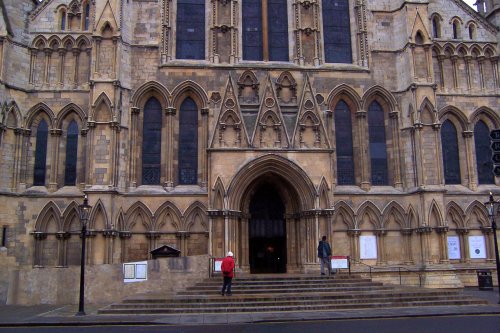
[1,315,499,333]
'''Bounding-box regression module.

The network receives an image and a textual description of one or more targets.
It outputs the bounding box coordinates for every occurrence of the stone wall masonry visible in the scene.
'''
[5,255,210,305]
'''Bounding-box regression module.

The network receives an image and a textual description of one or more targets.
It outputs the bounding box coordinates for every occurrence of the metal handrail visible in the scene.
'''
[352,259,423,287]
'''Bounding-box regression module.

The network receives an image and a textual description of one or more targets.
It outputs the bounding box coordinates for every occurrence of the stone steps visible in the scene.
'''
[98,274,489,315]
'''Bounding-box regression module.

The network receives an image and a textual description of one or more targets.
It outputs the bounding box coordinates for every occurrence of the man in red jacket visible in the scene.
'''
[220,251,235,296]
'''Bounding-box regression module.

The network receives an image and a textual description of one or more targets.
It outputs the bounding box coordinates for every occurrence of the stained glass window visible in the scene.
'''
[322,0,352,63]
[179,98,198,185]
[64,121,78,186]
[142,98,162,185]
[441,120,461,184]
[34,120,48,186]
[475,120,494,184]
[176,0,205,60]
[368,101,388,185]
[335,100,355,185]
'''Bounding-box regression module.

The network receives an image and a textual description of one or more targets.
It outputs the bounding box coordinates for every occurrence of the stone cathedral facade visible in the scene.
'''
[0,0,500,303]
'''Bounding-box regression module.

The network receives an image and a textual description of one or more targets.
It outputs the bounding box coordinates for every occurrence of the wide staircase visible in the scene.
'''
[99,274,488,315]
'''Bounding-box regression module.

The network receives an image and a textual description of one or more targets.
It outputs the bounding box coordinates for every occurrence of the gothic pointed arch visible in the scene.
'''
[333,201,355,229]
[237,70,260,104]
[438,106,469,130]
[4,102,22,128]
[428,200,444,227]
[470,107,500,128]
[171,80,209,109]
[417,97,438,124]
[92,92,114,122]
[62,201,81,231]
[465,202,488,229]
[361,85,398,113]
[407,205,418,229]
[317,177,330,209]
[125,201,154,232]
[25,103,56,129]
[275,71,297,104]
[56,103,86,129]
[356,201,382,229]
[293,75,330,149]
[132,81,171,108]
[212,177,226,210]
[116,209,126,231]
[251,75,290,148]
[211,76,249,148]
[446,201,465,229]
[382,201,406,229]
[154,201,182,231]
[183,201,208,231]
[87,199,109,229]
[35,201,62,232]
[327,84,362,112]
[226,154,317,211]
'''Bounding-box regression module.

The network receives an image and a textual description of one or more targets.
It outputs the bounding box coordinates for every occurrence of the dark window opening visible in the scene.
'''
[84,4,90,31]
[242,0,289,61]
[64,121,79,186]
[441,120,461,184]
[335,100,355,185]
[368,101,389,185]
[61,11,66,31]
[475,120,494,184]
[34,120,48,186]
[1,226,7,247]
[432,17,440,38]
[142,97,162,185]
[176,0,205,59]
[322,0,352,63]
[178,98,198,185]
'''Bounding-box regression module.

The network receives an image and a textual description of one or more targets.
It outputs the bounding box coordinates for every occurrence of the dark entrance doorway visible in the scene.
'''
[249,183,286,273]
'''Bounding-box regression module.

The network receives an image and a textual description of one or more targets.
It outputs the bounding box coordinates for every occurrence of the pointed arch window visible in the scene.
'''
[474,120,494,184]
[83,3,90,31]
[179,97,198,185]
[468,25,476,40]
[334,100,355,185]
[322,0,352,63]
[432,16,441,38]
[60,10,66,31]
[142,97,162,185]
[441,120,461,184]
[242,0,289,61]
[34,120,49,186]
[368,101,388,185]
[452,21,460,39]
[176,0,205,60]
[64,121,79,186]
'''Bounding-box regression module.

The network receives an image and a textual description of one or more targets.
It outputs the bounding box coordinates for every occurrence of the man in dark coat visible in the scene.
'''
[221,251,235,296]
[317,236,332,275]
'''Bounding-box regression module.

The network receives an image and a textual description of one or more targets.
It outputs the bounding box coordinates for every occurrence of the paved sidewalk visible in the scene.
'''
[0,287,499,327]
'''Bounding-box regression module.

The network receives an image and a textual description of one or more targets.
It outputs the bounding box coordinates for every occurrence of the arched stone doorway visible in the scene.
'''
[248,182,287,273]
[225,154,318,273]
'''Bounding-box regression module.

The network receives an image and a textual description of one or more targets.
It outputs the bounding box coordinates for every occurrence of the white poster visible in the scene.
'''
[331,256,349,269]
[214,259,223,272]
[360,235,377,259]
[469,236,486,259]
[447,236,461,260]
[123,261,148,283]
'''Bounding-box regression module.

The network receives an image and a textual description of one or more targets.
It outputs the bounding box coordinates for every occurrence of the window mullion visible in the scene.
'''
[262,0,269,61]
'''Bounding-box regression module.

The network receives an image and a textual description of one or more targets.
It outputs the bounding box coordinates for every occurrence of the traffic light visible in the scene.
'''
[490,129,500,177]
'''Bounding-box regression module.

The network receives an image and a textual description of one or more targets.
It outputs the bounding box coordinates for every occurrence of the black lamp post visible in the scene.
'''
[484,192,500,304]
[76,194,92,316]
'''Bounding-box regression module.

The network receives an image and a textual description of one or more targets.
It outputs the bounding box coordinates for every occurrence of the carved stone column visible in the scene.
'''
[348,229,360,263]
[389,111,402,188]
[164,107,176,189]
[402,228,414,265]
[435,226,449,263]
[356,110,369,190]
[200,107,209,188]
[464,55,472,91]
[416,226,432,264]
[456,228,470,263]
[462,130,477,190]
[119,231,132,262]
[103,228,118,264]
[49,129,62,192]
[375,229,387,265]
[129,107,140,189]
[437,54,445,90]
[56,232,70,267]
[32,232,47,267]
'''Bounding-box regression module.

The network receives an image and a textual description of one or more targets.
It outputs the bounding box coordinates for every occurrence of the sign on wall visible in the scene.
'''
[360,235,377,259]
[331,256,349,269]
[447,236,461,260]
[123,261,148,283]
[468,236,487,259]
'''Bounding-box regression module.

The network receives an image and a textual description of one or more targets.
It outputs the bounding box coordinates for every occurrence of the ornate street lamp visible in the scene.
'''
[484,192,500,304]
[76,194,92,316]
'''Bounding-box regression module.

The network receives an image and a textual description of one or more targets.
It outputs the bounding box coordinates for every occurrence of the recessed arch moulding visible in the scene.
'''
[209,153,333,273]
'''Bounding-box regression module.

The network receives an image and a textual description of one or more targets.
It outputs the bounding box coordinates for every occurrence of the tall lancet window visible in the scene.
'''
[176,0,205,59]
[475,120,494,184]
[322,0,352,63]
[142,97,162,185]
[368,101,388,185]
[34,120,49,186]
[441,120,461,184]
[64,120,79,186]
[242,0,289,61]
[335,100,355,185]
[179,98,198,185]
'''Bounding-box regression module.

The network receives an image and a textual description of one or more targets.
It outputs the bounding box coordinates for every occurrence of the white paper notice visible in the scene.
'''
[469,235,486,259]
[360,235,377,259]
[447,236,461,260]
